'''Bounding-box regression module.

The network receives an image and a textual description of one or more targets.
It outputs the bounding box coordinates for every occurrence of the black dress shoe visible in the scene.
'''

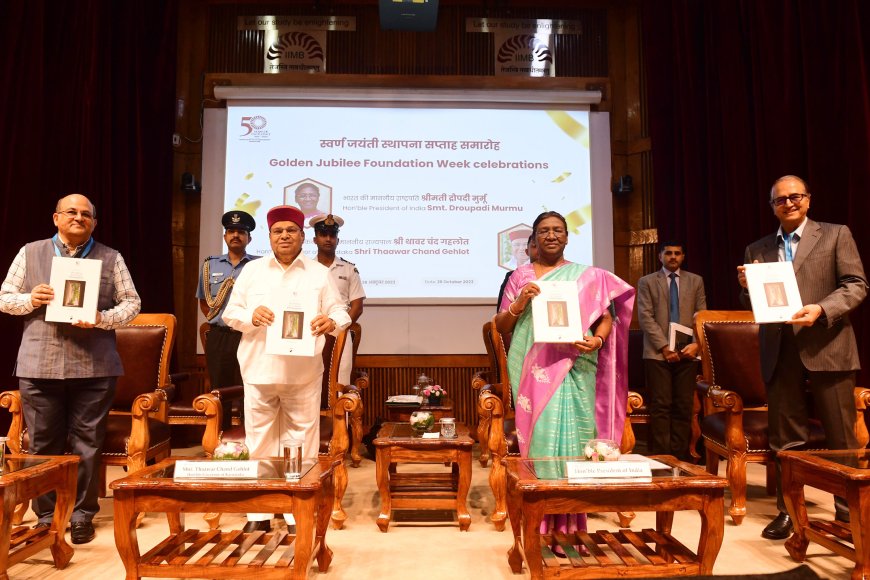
[242,520,271,533]
[70,521,96,544]
[33,522,51,530]
[761,512,793,540]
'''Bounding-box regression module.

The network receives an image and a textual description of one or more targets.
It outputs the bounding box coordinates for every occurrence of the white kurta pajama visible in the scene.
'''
[223,252,350,523]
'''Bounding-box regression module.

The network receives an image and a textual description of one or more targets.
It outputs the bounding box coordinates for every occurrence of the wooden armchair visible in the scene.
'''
[1,313,175,499]
[197,327,363,530]
[476,315,643,531]
[693,310,870,525]
[324,322,368,467]
[164,322,244,433]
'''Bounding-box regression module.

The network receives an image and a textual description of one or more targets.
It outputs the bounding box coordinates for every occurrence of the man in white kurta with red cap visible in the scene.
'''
[223,205,350,533]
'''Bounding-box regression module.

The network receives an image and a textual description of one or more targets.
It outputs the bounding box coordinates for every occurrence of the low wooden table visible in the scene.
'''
[110,456,337,580]
[780,449,870,580]
[0,455,78,580]
[373,421,473,532]
[505,455,726,579]
[385,398,454,423]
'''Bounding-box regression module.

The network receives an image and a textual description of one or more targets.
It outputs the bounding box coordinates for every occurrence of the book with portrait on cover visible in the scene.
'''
[743,261,803,323]
[45,256,102,325]
[531,280,584,343]
[265,288,317,356]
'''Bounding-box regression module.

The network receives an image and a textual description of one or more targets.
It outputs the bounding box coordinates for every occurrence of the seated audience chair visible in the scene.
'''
[476,315,642,531]
[1,313,175,499]
[693,310,870,525]
[197,327,363,530]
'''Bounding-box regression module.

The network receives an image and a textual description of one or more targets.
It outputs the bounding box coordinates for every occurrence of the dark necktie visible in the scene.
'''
[669,272,679,323]
[783,232,793,262]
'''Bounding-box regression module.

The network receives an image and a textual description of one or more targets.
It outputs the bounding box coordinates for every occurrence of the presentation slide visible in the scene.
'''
[223,104,595,302]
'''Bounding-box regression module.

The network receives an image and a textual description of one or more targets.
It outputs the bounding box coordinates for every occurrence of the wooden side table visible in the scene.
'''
[780,449,870,580]
[505,455,725,579]
[0,455,78,580]
[110,456,337,580]
[373,421,473,532]
[385,398,454,423]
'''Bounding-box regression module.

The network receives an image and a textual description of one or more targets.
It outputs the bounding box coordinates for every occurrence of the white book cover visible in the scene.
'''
[45,256,102,324]
[744,261,804,323]
[265,287,318,356]
[531,280,584,343]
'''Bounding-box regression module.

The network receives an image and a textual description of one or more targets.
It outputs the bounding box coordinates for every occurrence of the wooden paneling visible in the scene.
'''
[356,354,489,434]
[204,4,609,76]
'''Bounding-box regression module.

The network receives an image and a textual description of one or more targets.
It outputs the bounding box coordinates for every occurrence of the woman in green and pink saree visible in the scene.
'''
[495,211,635,540]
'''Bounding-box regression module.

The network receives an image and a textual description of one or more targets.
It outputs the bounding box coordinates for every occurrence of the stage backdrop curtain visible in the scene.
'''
[642,0,870,384]
[0,1,177,380]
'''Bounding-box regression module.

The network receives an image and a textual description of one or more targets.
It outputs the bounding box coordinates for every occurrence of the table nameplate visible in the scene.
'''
[174,460,260,479]
[566,460,652,480]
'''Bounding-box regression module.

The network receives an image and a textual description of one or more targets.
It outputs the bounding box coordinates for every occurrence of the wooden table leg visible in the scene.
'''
[506,478,524,574]
[292,491,316,580]
[0,492,14,580]
[847,485,869,580]
[112,490,142,580]
[166,512,183,535]
[655,510,675,535]
[696,490,725,575]
[376,446,392,532]
[522,500,545,580]
[456,447,472,531]
[49,460,76,569]
[782,460,809,563]
[315,472,334,572]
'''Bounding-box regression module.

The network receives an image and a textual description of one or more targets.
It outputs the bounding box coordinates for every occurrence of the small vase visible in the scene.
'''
[428,396,443,406]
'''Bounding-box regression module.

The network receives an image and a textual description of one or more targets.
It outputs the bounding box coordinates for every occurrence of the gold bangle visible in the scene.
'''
[507,302,521,317]
[594,336,605,349]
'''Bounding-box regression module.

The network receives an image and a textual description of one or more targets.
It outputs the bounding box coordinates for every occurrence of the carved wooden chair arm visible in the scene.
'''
[472,370,495,392]
[853,386,870,448]
[351,371,369,391]
[478,388,505,418]
[194,392,223,457]
[0,390,24,454]
[127,390,167,460]
[329,390,361,456]
[706,385,745,414]
[626,390,644,414]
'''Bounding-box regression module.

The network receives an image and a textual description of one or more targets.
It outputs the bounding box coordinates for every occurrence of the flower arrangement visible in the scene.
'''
[423,384,446,399]
[212,441,250,460]
[410,411,435,434]
[583,438,620,462]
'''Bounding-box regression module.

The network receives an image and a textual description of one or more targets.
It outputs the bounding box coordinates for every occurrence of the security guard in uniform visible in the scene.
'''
[197,210,259,388]
[310,213,365,384]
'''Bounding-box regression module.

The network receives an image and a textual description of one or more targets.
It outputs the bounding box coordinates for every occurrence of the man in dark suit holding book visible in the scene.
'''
[738,175,868,540]
[637,241,706,461]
